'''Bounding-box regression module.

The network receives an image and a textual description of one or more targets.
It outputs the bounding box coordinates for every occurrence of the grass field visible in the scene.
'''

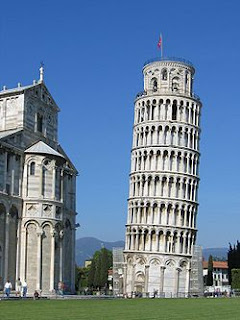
[0,298,240,320]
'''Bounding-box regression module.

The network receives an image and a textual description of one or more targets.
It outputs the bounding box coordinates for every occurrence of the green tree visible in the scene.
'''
[88,248,113,291]
[88,258,96,288]
[228,241,240,285]
[100,248,112,288]
[93,251,101,288]
[75,265,90,293]
[206,255,213,286]
[231,269,240,289]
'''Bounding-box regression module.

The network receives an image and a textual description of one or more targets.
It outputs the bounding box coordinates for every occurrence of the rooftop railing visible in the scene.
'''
[143,57,194,68]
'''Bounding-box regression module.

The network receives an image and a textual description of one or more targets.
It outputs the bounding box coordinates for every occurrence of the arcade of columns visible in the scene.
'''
[124,58,202,297]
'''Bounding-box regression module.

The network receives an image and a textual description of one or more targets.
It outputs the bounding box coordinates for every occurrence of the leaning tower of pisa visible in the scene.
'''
[124,57,202,297]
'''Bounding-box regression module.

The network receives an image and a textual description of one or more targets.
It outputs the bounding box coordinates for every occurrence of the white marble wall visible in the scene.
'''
[0,81,77,294]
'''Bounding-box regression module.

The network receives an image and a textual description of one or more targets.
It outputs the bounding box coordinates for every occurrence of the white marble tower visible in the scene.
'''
[124,57,202,297]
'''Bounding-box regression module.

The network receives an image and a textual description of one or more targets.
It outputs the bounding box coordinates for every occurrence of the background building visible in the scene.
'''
[203,260,229,294]
[0,68,77,294]
[124,57,202,297]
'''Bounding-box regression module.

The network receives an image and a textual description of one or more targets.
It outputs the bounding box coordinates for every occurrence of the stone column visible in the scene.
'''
[188,107,191,123]
[157,232,160,251]
[15,216,21,283]
[174,268,180,297]
[4,212,10,282]
[192,183,196,202]
[126,232,129,250]
[163,232,166,252]
[170,234,173,253]
[123,265,127,295]
[129,233,133,250]
[19,156,23,196]
[189,182,192,201]
[11,155,15,195]
[144,265,150,295]
[52,165,56,200]
[22,163,28,198]
[159,266,165,295]
[183,209,187,227]
[40,165,43,197]
[59,230,64,282]
[188,234,191,254]
[131,264,136,292]
[176,234,181,254]
[186,155,189,174]
[183,235,187,254]
[36,229,43,290]
[192,210,196,228]
[20,227,27,282]
[60,170,64,202]
[49,230,56,292]
[3,152,8,192]
[180,179,184,199]
[185,267,191,296]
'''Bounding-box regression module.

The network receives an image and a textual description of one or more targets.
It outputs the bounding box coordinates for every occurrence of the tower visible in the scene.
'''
[124,57,202,297]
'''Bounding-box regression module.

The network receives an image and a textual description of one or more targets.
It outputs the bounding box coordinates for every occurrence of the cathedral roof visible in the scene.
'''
[0,128,22,140]
[0,83,39,96]
[25,141,65,159]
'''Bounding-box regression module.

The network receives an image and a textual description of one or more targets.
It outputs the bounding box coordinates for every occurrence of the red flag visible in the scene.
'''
[157,36,162,49]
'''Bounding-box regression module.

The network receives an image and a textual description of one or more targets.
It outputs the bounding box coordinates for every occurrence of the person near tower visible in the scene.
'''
[15,278,22,297]
[4,280,12,297]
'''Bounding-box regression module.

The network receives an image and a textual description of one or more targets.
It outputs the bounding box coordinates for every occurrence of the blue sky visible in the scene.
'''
[0,0,240,248]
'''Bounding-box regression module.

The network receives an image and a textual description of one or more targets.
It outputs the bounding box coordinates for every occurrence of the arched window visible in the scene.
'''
[162,69,167,80]
[37,113,43,132]
[172,100,177,120]
[172,77,179,92]
[30,162,35,175]
[151,78,158,92]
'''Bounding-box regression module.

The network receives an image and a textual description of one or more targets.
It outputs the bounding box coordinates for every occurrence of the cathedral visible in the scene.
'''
[0,67,77,294]
[124,57,202,297]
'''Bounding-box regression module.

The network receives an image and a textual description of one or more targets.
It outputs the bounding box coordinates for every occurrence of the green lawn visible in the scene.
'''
[0,298,240,320]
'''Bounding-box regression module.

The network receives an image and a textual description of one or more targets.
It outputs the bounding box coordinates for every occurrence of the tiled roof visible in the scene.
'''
[203,260,228,269]
[25,141,65,159]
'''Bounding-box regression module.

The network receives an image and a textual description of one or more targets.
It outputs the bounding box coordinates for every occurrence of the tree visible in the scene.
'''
[228,241,240,285]
[75,265,90,293]
[206,255,213,286]
[88,258,96,288]
[231,269,240,289]
[88,248,112,291]
[99,248,112,289]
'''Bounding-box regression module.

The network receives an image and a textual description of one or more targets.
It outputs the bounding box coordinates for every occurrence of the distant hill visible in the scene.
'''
[202,247,228,261]
[75,237,125,266]
[75,237,228,266]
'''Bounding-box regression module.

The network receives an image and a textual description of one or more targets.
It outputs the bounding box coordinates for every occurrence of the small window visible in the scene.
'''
[30,162,35,175]
[44,159,50,166]
[162,69,167,80]
[6,154,10,172]
[172,77,179,92]
[37,113,43,133]
[151,78,158,92]
[172,101,177,120]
